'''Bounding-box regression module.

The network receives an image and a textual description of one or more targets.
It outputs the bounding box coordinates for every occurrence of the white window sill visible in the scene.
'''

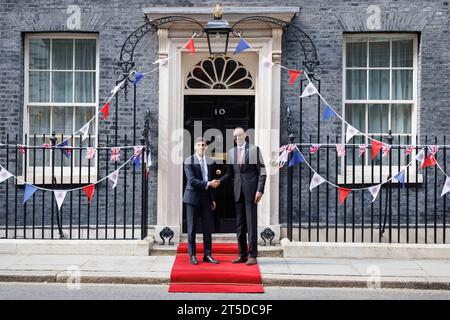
[17,168,98,185]
[338,166,423,185]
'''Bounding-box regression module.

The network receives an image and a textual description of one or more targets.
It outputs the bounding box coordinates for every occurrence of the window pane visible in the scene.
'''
[52,71,73,102]
[369,40,390,67]
[29,106,50,134]
[75,39,96,70]
[392,39,413,67]
[29,71,50,102]
[369,70,390,100]
[75,72,95,103]
[28,137,50,167]
[29,39,50,69]
[53,106,73,135]
[75,107,95,136]
[368,104,389,134]
[391,104,412,134]
[391,135,412,166]
[346,70,366,99]
[346,42,367,67]
[52,39,73,70]
[392,70,413,100]
[345,104,366,133]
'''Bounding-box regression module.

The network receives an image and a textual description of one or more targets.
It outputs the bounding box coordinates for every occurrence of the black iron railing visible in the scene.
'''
[283,134,448,244]
[0,132,149,240]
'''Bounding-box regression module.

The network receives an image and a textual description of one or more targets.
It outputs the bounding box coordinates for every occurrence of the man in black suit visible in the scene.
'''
[183,137,220,265]
[219,127,266,265]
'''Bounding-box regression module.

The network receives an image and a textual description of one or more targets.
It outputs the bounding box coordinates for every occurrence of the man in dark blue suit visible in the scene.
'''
[183,137,220,265]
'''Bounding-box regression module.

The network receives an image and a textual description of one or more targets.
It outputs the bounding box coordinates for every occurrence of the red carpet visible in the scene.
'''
[168,243,264,293]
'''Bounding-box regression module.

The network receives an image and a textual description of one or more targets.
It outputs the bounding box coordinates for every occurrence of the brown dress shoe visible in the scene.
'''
[231,256,248,264]
[246,257,257,265]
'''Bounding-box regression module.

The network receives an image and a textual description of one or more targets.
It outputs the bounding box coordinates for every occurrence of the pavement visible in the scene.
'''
[1,253,450,290]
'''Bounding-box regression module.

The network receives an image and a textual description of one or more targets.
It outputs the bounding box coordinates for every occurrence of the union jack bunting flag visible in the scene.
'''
[85,147,96,160]
[42,143,50,149]
[19,145,25,155]
[428,145,439,156]
[133,146,143,167]
[382,144,391,157]
[336,144,346,157]
[134,146,143,158]
[404,145,414,155]
[279,145,287,153]
[110,147,121,162]
[309,144,321,154]
[287,144,296,153]
[358,144,367,157]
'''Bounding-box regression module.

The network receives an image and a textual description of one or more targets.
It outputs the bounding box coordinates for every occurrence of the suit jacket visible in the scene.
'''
[183,154,216,206]
[220,143,266,202]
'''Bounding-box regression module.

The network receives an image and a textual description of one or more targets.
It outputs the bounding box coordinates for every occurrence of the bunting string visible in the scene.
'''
[0,153,137,193]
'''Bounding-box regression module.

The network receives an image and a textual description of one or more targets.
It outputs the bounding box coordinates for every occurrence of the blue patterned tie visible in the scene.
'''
[200,158,208,181]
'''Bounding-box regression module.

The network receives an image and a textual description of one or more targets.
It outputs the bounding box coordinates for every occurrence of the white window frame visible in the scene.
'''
[22,33,99,184]
[341,33,420,184]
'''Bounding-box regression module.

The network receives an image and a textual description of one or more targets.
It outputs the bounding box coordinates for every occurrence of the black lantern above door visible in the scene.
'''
[203,4,232,56]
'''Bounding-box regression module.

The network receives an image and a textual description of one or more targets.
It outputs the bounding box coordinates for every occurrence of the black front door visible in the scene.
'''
[183,95,255,233]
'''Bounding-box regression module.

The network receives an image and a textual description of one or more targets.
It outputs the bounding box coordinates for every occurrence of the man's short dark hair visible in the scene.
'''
[194,137,207,145]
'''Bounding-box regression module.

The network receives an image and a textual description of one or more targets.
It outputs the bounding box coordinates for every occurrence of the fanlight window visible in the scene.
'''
[185,56,254,90]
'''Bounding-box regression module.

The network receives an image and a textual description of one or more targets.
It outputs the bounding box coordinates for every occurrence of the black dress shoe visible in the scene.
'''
[203,255,219,264]
[190,256,198,265]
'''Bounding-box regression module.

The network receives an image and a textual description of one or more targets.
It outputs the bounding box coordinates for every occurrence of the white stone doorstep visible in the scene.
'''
[281,239,450,260]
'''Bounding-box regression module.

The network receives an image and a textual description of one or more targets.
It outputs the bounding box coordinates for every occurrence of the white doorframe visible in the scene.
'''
[153,25,284,244]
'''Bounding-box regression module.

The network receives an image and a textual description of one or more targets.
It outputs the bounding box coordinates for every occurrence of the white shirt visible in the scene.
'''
[237,142,246,164]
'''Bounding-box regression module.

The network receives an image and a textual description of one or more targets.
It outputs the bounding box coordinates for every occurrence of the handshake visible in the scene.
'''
[208,179,221,189]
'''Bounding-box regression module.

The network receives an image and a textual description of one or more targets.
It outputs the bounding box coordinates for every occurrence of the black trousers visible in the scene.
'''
[185,193,213,257]
[235,190,258,258]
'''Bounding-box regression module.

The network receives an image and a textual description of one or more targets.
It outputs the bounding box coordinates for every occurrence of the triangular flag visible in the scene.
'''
[23,184,37,204]
[184,38,196,54]
[371,139,384,160]
[421,154,437,169]
[288,148,305,167]
[322,105,335,121]
[300,82,318,98]
[133,146,143,168]
[346,125,359,143]
[234,38,251,54]
[441,176,450,197]
[83,184,95,203]
[111,79,126,95]
[262,56,273,69]
[108,170,119,189]
[368,184,381,203]
[132,72,144,85]
[338,187,352,206]
[382,144,391,157]
[100,102,109,120]
[56,139,71,158]
[0,167,13,183]
[153,57,170,65]
[54,190,67,210]
[415,148,425,165]
[288,69,302,86]
[309,172,325,191]
[394,170,406,188]
[77,122,90,141]
[276,149,289,167]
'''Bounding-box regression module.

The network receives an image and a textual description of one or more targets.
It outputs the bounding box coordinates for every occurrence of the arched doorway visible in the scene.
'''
[182,56,256,233]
